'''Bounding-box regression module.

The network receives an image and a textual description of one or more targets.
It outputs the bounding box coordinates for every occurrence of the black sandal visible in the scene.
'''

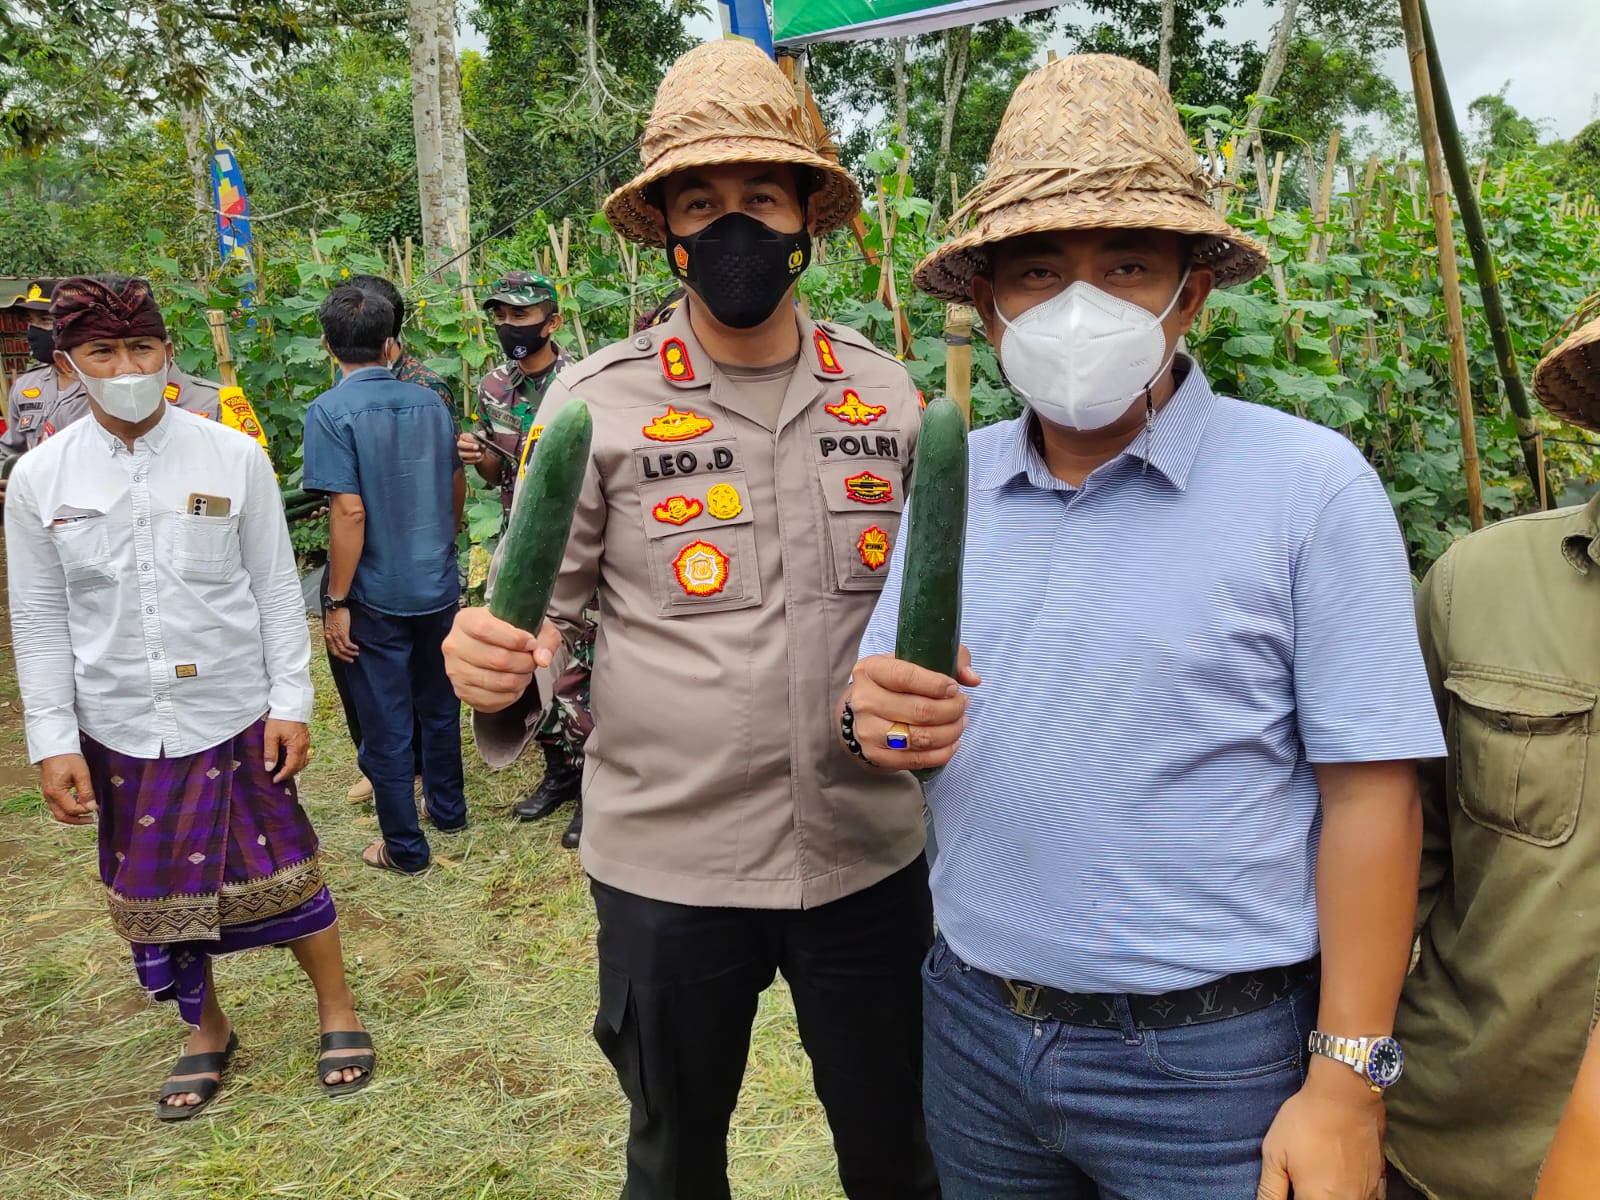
[318,1030,376,1097]
[155,1030,240,1121]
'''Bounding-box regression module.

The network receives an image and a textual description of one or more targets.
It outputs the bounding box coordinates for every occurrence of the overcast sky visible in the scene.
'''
[469,3,1598,142]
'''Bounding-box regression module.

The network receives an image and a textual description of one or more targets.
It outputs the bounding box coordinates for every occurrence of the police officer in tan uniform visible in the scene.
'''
[444,40,938,1200]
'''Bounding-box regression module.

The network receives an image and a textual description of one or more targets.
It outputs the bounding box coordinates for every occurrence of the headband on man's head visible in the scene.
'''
[50,276,169,354]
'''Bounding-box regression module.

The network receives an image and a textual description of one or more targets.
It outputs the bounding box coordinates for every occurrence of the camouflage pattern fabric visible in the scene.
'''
[535,626,595,756]
[393,349,458,427]
[477,347,576,515]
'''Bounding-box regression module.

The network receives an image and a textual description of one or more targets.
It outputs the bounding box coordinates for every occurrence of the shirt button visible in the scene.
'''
[133,474,145,483]
[145,606,155,615]
[140,562,151,572]
[152,650,161,659]
[136,518,147,527]
[633,334,652,351]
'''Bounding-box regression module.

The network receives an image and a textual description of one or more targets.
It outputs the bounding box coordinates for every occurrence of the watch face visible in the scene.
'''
[1366,1037,1405,1088]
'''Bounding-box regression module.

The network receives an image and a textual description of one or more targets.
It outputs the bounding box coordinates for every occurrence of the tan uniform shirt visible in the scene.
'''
[476,305,926,908]
[3,365,87,459]
[1388,493,1600,1200]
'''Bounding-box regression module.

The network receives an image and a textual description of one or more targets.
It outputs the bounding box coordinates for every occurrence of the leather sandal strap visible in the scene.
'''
[318,1030,374,1053]
[160,1075,220,1101]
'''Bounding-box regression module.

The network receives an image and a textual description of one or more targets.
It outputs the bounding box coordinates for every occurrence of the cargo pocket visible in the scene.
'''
[638,472,762,617]
[169,513,241,583]
[814,460,905,593]
[49,515,115,589]
[593,965,649,1118]
[1444,665,1595,846]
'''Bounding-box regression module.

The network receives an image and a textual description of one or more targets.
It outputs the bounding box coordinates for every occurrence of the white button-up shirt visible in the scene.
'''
[4,404,312,762]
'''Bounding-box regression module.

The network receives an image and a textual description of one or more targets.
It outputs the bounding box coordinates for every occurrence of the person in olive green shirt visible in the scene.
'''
[1387,309,1600,1200]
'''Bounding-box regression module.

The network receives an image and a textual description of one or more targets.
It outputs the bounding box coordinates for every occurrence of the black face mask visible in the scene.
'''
[26,324,55,364]
[665,212,811,330]
[497,321,550,363]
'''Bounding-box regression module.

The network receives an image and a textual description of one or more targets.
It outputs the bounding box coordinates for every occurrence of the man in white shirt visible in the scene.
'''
[4,276,374,1120]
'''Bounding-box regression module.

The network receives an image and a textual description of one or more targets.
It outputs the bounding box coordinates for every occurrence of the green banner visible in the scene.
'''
[773,0,1055,46]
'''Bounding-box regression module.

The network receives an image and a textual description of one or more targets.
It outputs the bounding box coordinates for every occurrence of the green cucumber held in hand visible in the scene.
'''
[895,396,968,683]
[490,398,593,636]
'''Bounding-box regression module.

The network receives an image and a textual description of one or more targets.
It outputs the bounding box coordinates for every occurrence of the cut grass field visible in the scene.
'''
[0,610,841,1199]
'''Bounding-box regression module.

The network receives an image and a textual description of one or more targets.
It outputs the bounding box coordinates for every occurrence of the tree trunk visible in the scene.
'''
[176,97,212,231]
[407,0,450,259]
[1157,0,1178,89]
[1228,0,1300,188]
[434,0,471,272]
[928,26,972,231]
[893,37,910,141]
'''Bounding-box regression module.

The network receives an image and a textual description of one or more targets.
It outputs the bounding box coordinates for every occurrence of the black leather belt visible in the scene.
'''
[988,959,1319,1030]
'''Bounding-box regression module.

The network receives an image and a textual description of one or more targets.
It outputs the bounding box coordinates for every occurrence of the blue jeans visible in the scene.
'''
[344,603,467,870]
[922,935,1314,1199]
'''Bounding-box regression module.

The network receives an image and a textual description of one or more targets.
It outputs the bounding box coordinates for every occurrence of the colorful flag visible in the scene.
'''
[774,0,1056,46]
[207,127,257,300]
[719,0,775,57]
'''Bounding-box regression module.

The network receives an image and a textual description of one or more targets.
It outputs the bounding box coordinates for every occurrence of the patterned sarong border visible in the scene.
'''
[106,855,325,944]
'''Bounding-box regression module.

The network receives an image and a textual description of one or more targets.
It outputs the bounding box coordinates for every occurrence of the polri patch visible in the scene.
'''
[659,338,695,383]
[813,329,843,375]
[858,526,890,570]
[825,389,886,426]
[673,540,729,596]
[844,471,893,505]
[643,405,714,442]
[652,495,703,525]
[517,424,545,481]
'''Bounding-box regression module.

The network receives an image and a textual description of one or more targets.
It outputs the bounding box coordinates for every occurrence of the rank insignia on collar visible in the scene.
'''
[652,495,703,525]
[705,482,743,520]
[844,470,893,504]
[825,389,887,426]
[814,329,843,374]
[42,421,56,438]
[162,382,181,404]
[673,540,729,596]
[643,405,714,442]
[858,525,890,570]
[660,337,695,382]
[21,387,40,399]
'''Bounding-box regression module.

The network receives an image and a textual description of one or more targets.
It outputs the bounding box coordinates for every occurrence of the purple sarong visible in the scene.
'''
[81,718,335,1026]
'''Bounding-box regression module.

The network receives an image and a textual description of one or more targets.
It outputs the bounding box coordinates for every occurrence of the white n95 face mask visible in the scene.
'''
[69,353,169,423]
[997,271,1189,431]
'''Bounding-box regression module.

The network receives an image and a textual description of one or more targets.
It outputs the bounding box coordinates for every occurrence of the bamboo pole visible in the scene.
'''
[1417,0,1547,508]
[944,304,975,423]
[206,309,238,388]
[549,218,589,358]
[1399,0,1483,529]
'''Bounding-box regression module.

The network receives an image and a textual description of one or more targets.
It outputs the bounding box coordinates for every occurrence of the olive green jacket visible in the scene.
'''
[1388,494,1600,1200]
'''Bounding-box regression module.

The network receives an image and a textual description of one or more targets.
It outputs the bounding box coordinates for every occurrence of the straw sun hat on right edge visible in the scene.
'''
[604,40,862,248]
[1534,298,1600,434]
[913,54,1268,303]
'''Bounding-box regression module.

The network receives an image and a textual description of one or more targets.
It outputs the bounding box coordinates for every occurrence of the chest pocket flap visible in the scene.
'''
[1443,666,1596,846]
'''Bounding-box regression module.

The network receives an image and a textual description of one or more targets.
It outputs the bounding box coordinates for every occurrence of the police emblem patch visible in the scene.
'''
[858,526,890,570]
[643,405,714,442]
[825,389,887,426]
[705,483,743,520]
[673,540,729,596]
[844,471,893,505]
[652,495,703,525]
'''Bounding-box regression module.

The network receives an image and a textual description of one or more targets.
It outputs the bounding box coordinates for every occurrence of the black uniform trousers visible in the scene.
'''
[590,856,941,1200]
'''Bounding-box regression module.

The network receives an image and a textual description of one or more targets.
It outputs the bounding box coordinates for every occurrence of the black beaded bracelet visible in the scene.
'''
[840,700,872,763]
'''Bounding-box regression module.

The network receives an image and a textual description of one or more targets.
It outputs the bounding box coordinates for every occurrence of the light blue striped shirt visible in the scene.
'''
[857,360,1445,994]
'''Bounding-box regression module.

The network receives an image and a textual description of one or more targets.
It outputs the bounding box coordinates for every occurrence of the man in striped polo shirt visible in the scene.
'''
[841,56,1443,1200]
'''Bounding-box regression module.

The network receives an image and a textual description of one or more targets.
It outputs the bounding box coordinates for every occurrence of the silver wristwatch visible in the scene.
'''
[1307,1031,1405,1091]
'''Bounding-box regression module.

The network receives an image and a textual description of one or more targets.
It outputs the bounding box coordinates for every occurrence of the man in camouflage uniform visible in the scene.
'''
[458,271,590,841]
[3,277,266,506]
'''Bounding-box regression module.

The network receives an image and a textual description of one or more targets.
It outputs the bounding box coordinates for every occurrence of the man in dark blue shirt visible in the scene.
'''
[304,285,467,874]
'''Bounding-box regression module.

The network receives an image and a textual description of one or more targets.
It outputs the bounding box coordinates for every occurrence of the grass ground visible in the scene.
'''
[0,603,840,1199]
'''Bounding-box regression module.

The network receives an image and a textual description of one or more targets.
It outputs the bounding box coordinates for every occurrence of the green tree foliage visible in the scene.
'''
[462,0,696,229]
[1550,119,1600,201]
[1468,86,1543,166]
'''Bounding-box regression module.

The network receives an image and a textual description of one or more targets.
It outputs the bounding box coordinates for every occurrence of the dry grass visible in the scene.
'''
[0,626,841,1199]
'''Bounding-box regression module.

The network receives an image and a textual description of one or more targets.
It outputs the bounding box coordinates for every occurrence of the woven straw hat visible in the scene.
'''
[1534,298,1600,432]
[914,54,1268,302]
[604,41,862,246]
